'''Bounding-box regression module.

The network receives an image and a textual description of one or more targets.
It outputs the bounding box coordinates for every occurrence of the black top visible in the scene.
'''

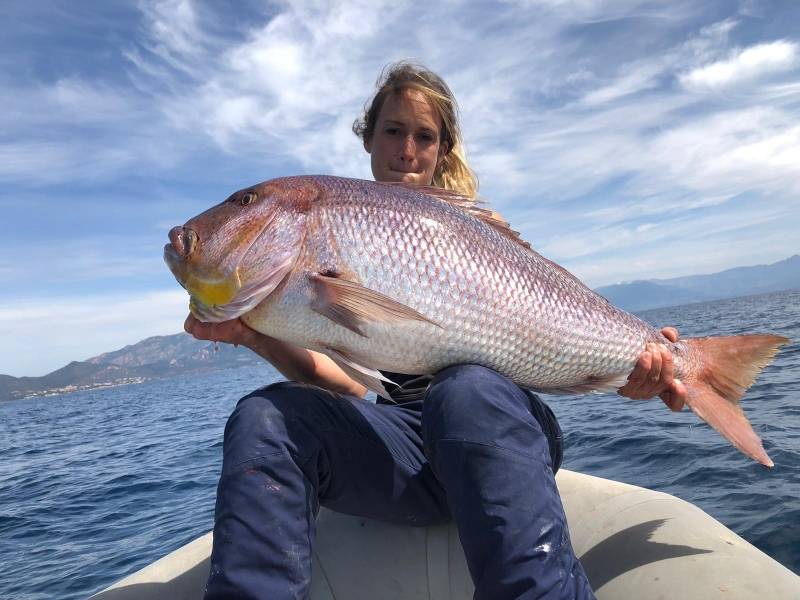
[378,371,433,404]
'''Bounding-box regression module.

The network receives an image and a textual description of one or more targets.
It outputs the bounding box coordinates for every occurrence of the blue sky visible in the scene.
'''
[2,0,799,377]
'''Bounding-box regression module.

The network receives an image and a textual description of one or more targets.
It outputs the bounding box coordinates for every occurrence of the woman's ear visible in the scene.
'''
[363,137,372,154]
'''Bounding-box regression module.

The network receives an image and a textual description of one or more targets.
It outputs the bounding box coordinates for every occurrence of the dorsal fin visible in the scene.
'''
[381,182,532,250]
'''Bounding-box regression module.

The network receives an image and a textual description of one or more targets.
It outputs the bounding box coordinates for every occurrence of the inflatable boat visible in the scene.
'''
[92,469,799,599]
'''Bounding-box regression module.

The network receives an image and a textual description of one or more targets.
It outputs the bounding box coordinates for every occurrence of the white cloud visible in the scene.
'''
[0,140,145,184]
[0,237,166,285]
[0,76,185,183]
[502,0,695,22]
[132,0,400,176]
[568,220,797,289]
[457,19,800,260]
[680,40,798,90]
[136,0,210,74]
[644,106,800,196]
[0,290,189,377]
[737,0,764,18]
[581,62,665,106]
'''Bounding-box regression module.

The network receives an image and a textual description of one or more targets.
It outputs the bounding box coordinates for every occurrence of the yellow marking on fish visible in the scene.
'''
[184,268,242,307]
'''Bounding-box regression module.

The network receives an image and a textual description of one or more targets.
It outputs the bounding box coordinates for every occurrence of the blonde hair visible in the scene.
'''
[353,62,478,199]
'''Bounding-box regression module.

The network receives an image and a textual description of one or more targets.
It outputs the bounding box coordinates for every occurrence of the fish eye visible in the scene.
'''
[240,192,257,206]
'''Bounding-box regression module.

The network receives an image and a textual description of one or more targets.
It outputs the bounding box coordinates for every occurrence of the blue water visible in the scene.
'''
[1,290,798,599]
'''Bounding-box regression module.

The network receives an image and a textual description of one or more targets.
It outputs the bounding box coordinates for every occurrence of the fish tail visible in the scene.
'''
[682,334,789,468]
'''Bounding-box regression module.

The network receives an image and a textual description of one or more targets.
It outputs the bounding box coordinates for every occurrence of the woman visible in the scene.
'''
[188,62,686,600]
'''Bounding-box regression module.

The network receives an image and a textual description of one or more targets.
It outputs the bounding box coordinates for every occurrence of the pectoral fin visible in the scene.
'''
[325,346,395,400]
[311,274,440,337]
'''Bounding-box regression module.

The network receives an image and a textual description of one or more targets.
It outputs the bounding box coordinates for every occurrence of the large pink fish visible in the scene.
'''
[164,175,788,467]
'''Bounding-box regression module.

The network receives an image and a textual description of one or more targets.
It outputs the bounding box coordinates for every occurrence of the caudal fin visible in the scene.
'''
[683,334,789,468]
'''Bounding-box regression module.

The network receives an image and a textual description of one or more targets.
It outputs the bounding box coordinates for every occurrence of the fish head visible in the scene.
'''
[164,178,311,322]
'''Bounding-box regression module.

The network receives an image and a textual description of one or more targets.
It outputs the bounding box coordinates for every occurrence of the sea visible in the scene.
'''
[1,289,798,599]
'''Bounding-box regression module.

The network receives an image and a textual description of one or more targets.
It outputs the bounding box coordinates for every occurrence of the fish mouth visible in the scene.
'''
[163,242,181,267]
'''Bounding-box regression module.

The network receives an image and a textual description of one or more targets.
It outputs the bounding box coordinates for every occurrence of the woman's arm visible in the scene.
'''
[184,315,367,398]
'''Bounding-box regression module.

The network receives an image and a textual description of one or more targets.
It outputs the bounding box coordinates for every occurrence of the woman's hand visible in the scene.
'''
[618,327,687,412]
[184,314,257,347]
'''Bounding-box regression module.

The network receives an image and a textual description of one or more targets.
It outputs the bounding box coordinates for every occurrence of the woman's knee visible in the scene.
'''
[426,364,526,414]
[229,382,304,431]
[423,365,530,441]
[222,382,313,470]
[429,363,509,393]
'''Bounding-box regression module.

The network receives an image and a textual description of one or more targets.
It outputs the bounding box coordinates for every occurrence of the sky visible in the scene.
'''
[1,0,799,377]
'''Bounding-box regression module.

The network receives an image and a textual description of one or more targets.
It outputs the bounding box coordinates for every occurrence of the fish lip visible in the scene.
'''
[163,242,180,263]
[163,243,184,276]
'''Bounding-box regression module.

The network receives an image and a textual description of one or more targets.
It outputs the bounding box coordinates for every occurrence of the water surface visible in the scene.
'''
[1,290,798,599]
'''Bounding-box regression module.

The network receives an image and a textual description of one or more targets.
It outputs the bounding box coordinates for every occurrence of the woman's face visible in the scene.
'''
[364,89,447,187]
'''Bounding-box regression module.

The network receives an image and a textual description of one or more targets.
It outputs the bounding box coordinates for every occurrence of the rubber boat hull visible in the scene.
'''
[92,469,800,599]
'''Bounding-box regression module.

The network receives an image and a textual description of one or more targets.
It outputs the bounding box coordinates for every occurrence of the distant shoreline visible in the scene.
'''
[10,377,151,402]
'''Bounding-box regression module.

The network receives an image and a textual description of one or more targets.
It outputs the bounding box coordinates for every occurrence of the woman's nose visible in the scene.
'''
[399,135,415,161]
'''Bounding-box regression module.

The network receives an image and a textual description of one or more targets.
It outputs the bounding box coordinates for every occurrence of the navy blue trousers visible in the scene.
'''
[205,365,595,599]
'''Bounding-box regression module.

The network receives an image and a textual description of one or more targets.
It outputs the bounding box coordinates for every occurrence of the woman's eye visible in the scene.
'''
[385,128,399,136]
[240,192,257,206]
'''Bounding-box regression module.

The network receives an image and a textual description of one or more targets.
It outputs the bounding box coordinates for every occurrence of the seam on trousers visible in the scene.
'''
[431,437,550,465]
[315,428,422,471]
[300,457,319,599]
[222,448,294,477]
[223,427,422,477]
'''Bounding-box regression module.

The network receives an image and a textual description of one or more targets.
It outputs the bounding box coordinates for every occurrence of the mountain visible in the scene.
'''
[0,334,264,402]
[595,255,800,312]
[3,255,799,401]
